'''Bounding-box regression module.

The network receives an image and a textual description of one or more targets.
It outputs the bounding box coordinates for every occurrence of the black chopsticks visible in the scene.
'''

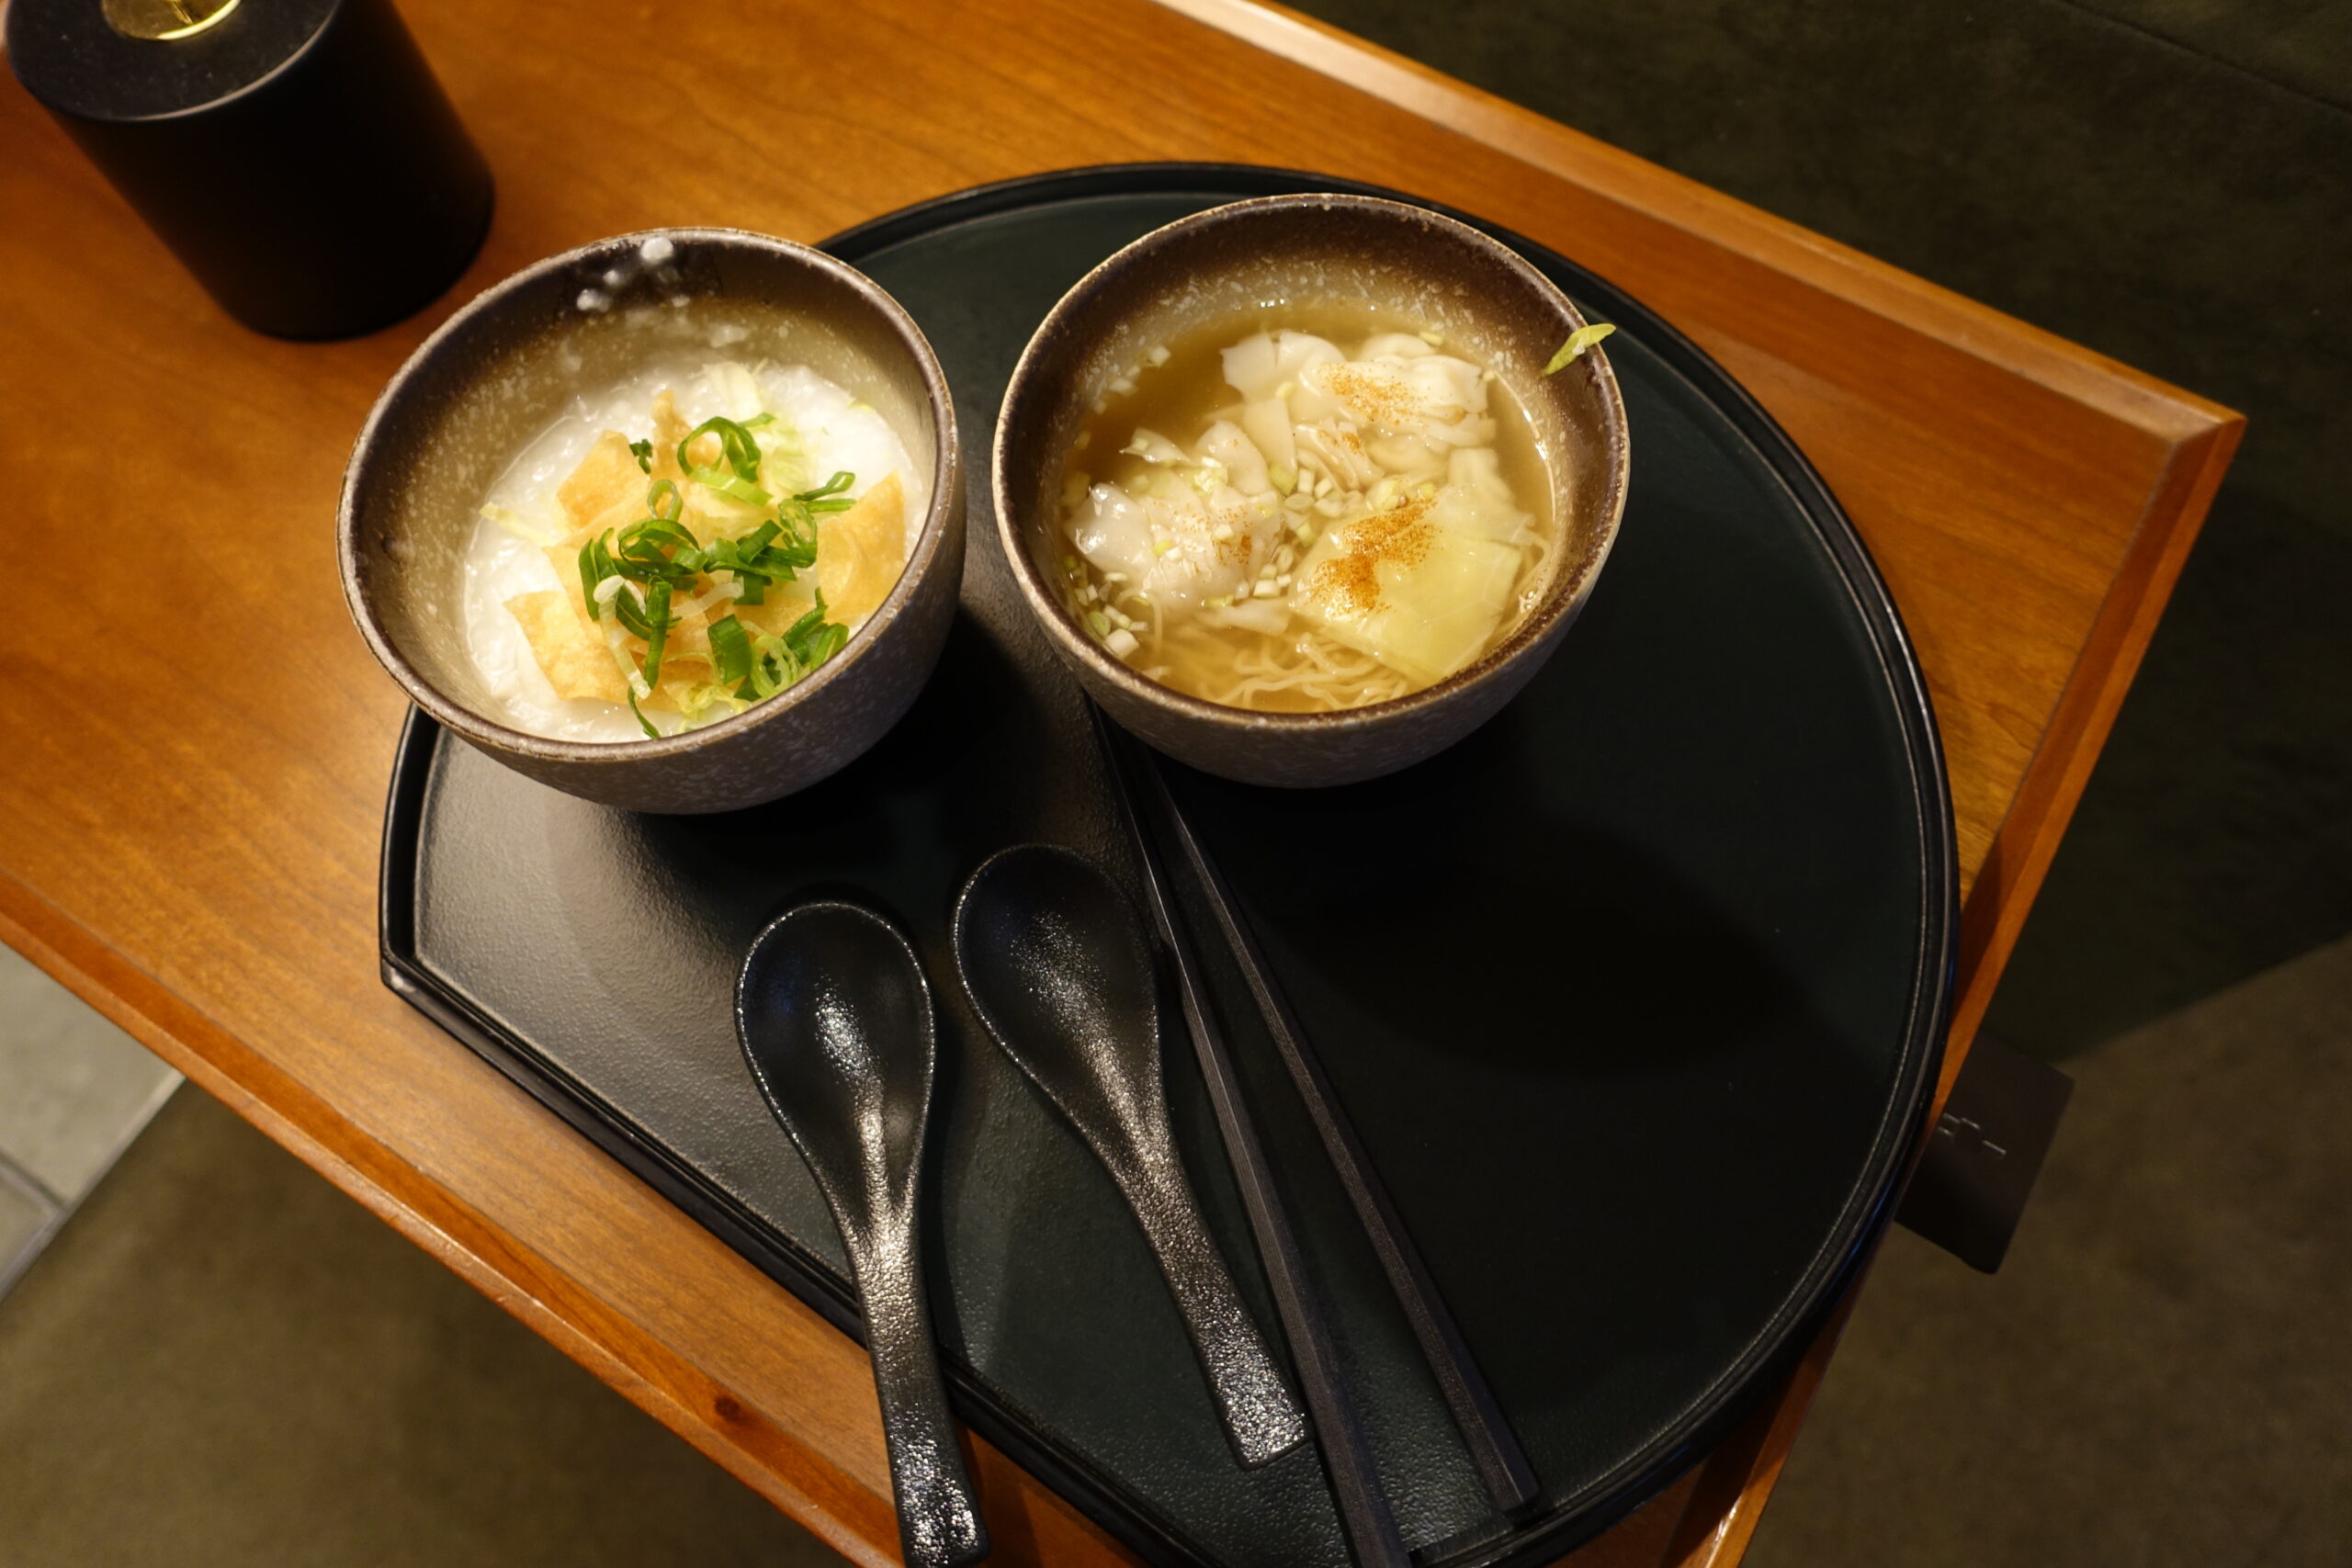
[1091,705,1540,1562]
[1095,710,1410,1568]
[1125,747,1542,1517]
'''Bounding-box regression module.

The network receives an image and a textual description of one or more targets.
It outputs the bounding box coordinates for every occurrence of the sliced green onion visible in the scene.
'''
[797,470,855,513]
[640,580,674,685]
[612,583,655,639]
[679,416,764,481]
[578,535,616,619]
[729,592,849,704]
[629,438,654,474]
[679,416,774,506]
[688,468,772,506]
[739,635,792,700]
[707,615,753,686]
[785,592,849,671]
[618,516,697,558]
[1543,323,1617,375]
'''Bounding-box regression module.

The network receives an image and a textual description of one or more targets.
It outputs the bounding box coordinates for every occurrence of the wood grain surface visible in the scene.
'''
[0,0,2237,1563]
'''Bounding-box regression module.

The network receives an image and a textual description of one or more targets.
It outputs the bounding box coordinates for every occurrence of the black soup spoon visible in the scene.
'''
[953,846,1310,1471]
[736,902,989,1568]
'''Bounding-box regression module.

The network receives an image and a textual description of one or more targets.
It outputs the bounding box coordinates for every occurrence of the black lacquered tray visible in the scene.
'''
[380,164,1954,1568]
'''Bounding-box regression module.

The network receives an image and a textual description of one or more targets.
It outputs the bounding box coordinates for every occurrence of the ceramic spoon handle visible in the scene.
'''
[848,1226,990,1568]
[1118,1157,1310,1469]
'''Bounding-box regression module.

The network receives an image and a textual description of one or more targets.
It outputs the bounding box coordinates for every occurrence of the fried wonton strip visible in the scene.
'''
[731,583,820,638]
[541,544,717,647]
[650,389,691,484]
[815,472,906,627]
[558,431,651,542]
[640,650,718,713]
[515,548,723,706]
[506,591,631,704]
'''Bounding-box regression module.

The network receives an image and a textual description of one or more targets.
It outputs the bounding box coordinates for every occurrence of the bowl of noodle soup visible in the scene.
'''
[993,194,1628,787]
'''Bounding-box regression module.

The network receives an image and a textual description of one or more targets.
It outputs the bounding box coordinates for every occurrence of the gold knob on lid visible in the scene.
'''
[101,0,242,41]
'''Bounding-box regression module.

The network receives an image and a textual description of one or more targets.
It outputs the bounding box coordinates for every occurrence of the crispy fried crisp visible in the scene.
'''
[507,590,628,704]
[650,389,690,483]
[816,472,906,626]
[681,486,763,539]
[514,560,719,712]
[733,584,820,638]
[557,431,649,542]
[642,650,716,712]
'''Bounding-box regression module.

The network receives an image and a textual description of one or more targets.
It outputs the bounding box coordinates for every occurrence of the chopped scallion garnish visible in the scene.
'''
[679,415,774,506]
[582,452,857,728]
[1543,323,1617,375]
[708,614,753,686]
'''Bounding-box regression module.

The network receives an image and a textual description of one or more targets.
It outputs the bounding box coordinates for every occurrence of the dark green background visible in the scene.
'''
[1289,0,2352,1054]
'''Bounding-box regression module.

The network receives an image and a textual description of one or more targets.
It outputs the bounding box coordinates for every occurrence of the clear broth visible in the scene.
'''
[1057,300,1555,712]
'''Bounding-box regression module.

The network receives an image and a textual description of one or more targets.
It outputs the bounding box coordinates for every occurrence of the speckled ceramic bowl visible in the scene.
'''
[340,229,963,815]
[993,194,1629,787]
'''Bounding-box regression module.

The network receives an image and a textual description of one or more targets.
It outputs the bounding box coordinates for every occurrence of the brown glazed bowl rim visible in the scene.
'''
[991,193,1631,735]
[338,226,960,766]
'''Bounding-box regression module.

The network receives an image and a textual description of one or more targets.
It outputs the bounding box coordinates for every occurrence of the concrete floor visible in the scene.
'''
[0,947,178,1295]
[0,1077,835,1568]
[1748,935,2352,1567]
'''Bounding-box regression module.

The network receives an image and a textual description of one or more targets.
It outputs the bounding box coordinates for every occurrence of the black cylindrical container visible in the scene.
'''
[7,0,494,340]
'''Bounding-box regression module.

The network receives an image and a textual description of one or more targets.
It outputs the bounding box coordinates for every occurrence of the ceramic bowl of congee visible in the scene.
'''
[340,229,964,814]
[993,193,1628,787]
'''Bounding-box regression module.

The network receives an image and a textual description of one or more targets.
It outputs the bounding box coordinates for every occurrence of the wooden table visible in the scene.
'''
[0,1,2237,1562]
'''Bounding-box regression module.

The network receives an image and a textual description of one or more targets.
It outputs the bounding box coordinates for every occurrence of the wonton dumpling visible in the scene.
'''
[1428,448,1532,543]
[1221,331,1343,403]
[1306,354,1492,446]
[1069,478,1278,609]
[1240,399,1295,474]
[1293,422,1382,492]
[1358,332,1437,360]
[1194,420,1272,494]
[1366,433,1447,482]
[1070,482,1155,580]
[1293,499,1521,684]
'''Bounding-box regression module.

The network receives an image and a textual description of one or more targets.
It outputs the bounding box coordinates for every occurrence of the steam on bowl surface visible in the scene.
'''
[340,228,965,815]
[993,194,1629,789]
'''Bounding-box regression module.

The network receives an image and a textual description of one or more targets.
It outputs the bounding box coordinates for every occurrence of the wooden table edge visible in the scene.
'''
[0,7,2247,1564]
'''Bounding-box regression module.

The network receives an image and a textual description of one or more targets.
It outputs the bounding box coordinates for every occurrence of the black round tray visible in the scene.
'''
[379,164,1955,1568]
